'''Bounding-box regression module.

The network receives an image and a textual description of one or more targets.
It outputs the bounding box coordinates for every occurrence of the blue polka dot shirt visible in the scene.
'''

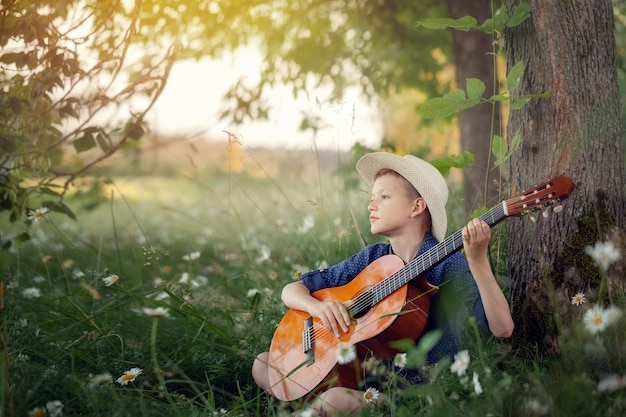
[299,232,490,364]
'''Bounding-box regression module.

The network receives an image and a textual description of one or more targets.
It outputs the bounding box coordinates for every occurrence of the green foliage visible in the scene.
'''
[0,0,173,229]
[2,151,624,416]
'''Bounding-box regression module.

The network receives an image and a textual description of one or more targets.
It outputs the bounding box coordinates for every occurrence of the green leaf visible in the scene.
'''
[73,133,96,153]
[510,96,531,109]
[126,124,145,140]
[415,16,477,32]
[443,89,466,105]
[431,151,474,175]
[507,1,532,28]
[96,133,111,152]
[491,135,508,160]
[466,78,485,100]
[477,7,510,34]
[16,232,30,242]
[418,97,460,119]
[506,61,524,91]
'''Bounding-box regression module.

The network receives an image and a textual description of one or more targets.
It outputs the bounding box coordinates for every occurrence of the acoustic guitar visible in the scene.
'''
[267,175,576,401]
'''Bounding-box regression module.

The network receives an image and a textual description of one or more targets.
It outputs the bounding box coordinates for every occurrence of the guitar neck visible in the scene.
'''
[372,201,508,303]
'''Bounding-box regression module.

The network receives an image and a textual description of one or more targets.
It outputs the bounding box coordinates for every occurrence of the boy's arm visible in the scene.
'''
[462,219,515,338]
[281,281,351,337]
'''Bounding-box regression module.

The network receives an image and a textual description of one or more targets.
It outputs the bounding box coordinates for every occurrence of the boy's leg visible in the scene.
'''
[252,352,271,392]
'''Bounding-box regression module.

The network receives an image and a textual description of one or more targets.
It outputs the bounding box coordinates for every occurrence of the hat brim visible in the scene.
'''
[356,152,448,242]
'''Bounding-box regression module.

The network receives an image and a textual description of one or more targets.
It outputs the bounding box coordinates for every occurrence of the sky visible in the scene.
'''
[144,50,384,152]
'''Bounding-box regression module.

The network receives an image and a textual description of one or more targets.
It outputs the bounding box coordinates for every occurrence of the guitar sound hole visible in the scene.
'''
[351,291,374,318]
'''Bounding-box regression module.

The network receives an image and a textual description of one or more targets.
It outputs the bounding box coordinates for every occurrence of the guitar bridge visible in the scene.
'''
[302,317,315,365]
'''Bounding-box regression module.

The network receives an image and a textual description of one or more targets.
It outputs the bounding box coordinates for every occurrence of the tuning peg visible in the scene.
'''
[553,204,563,213]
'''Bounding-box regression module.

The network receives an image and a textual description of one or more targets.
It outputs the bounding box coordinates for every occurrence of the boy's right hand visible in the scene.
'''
[307,299,351,337]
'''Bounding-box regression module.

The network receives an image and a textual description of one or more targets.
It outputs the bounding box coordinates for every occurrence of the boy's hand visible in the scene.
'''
[308,299,351,337]
[462,218,491,262]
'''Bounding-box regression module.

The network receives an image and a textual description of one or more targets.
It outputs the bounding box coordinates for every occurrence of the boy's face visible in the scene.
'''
[368,173,421,237]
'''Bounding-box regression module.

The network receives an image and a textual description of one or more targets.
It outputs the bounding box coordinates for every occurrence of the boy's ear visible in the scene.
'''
[411,197,427,217]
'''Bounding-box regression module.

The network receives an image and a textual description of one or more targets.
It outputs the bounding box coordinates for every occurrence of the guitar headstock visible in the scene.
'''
[505,175,576,217]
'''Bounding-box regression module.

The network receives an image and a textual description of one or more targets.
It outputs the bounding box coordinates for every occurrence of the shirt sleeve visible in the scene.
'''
[298,244,390,293]
[441,254,490,334]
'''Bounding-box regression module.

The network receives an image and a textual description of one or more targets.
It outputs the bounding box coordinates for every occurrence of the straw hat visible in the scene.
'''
[356,152,449,242]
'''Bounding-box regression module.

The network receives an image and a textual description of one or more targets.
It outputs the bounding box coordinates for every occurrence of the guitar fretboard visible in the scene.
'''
[371,201,508,304]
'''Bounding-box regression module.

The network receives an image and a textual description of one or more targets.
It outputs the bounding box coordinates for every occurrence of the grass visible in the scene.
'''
[1,148,624,417]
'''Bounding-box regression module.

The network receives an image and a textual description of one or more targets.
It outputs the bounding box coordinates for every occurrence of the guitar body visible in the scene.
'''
[267,255,437,401]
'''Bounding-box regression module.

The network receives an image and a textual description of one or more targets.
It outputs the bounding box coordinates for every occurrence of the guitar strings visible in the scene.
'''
[305,204,509,355]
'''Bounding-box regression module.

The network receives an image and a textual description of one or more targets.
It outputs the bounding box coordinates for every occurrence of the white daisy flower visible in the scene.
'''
[571,292,585,306]
[472,372,483,395]
[337,345,356,365]
[299,407,318,417]
[363,386,380,403]
[523,398,551,415]
[89,372,113,388]
[182,251,201,261]
[28,207,49,222]
[393,352,407,368]
[584,240,621,271]
[141,307,170,318]
[22,287,41,298]
[583,305,609,334]
[450,349,470,376]
[116,367,143,385]
[102,274,119,287]
[46,400,64,417]
[597,374,626,393]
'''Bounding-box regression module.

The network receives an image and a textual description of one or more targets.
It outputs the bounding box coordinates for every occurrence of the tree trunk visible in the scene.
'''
[504,0,626,352]
[446,0,503,213]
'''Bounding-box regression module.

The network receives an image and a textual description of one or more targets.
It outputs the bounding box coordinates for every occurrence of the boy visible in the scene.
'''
[252,152,514,416]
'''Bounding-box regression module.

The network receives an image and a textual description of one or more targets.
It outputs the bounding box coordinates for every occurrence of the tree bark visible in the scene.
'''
[504,0,626,351]
[446,0,503,213]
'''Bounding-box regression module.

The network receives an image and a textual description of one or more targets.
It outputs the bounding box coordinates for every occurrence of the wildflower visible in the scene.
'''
[571,292,586,306]
[73,269,85,279]
[22,287,41,298]
[472,372,483,395]
[604,305,623,326]
[89,372,113,388]
[46,400,63,417]
[583,305,609,334]
[393,352,407,369]
[28,207,49,222]
[337,345,357,365]
[102,274,119,287]
[523,398,551,415]
[116,367,143,385]
[361,356,381,373]
[597,374,626,393]
[212,409,228,416]
[299,407,318,417]
[450,349,470,376]
[255,245,271,263]
[28,407,46,417]
[363,387,380,403]
[298,214,315,234]
[584,240,621,271]
[247,288,260,298]
[141,307,170,318]
[182,251,201,261]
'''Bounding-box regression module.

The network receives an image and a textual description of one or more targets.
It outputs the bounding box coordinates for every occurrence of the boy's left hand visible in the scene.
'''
[462,218,491,260]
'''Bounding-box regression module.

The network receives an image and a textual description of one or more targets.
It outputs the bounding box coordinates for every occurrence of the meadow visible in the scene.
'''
[1,143,624,416]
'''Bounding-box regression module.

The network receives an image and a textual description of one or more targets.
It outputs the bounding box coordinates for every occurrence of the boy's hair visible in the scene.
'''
[374,169,432,227]
[374,168,420,199]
